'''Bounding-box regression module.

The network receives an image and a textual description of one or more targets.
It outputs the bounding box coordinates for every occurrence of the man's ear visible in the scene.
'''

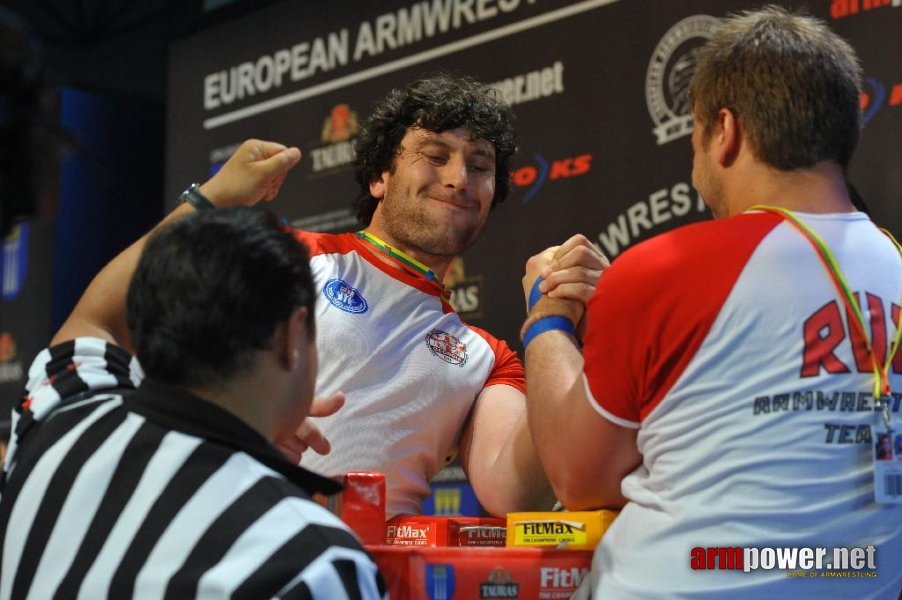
[715,107,741,167]
[279,306,310,370]
[369,173,387,200]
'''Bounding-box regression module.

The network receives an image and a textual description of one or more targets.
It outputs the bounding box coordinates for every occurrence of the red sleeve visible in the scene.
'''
[582,214,781,424]
[291,229,358,257]
[468,325,526,394]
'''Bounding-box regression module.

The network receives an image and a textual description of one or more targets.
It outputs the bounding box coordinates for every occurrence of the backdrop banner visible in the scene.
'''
[167,0,902,350]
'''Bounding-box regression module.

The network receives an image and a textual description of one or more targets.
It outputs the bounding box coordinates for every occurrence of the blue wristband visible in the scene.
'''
[522,315,576,349]
[527,275,544,313]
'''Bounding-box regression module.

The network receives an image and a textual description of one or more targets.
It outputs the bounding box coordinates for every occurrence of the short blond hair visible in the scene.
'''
[690,5,862,170]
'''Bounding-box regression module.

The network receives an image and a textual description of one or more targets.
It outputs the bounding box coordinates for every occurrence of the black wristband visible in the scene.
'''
[179,183,215,211]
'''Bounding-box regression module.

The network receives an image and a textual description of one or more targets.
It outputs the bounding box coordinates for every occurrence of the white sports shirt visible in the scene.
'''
[294,231,524,517]
[584,211,902,599]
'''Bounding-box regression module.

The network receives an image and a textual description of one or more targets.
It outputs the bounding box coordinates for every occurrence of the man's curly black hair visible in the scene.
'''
[352,72,518,226]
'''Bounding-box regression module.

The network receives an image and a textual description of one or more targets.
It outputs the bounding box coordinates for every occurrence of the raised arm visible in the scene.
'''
[458,235,611,516]
[51,140,301,349]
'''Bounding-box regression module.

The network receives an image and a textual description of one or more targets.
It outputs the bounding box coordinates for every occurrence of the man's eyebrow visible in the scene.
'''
[413,133,496,160]
[412,135,451,151]
[471,146,496,160]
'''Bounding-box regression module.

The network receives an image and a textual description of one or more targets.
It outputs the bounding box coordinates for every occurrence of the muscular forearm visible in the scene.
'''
[481,415,556,515]
[524,330,604,507]
[461,384,556,517]
[522,298,639,510]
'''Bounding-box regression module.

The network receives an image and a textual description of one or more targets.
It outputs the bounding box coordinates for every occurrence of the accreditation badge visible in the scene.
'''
[872,397,902,504]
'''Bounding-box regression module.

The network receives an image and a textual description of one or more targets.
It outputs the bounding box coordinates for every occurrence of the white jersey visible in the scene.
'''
[294,231,524,517]
[583,211,902,599]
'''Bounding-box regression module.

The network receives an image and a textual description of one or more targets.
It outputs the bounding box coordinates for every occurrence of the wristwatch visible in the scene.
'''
[178,183,215,211]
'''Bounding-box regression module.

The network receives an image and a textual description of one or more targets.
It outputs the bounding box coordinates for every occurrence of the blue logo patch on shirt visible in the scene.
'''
[323,278,368,314]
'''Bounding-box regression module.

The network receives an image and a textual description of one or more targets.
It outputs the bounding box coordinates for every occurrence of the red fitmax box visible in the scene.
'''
[386,515,507,547]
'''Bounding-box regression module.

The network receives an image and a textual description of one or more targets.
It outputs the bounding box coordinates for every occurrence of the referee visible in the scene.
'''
[0,140,386,599]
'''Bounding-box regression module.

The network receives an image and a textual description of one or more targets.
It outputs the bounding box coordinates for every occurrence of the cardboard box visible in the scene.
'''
[386,515,507,547]
[506,510,618,550]
[368,545,593,599]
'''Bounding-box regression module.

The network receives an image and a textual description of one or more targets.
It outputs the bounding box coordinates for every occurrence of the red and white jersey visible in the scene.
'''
[583,211,902,598]
[293,231,524,517]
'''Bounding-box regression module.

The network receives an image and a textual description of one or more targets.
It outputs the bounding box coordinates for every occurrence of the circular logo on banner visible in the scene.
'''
[425,329,469,367]
[646,15,722,145]
[323,278,368,314]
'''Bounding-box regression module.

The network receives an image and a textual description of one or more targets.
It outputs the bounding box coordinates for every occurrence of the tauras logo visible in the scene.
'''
[481,568,519,598]
[309,104,360,174]
[0,332,24,384]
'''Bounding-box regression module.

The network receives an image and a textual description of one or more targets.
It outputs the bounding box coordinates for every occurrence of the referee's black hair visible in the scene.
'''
[127,207,315,388]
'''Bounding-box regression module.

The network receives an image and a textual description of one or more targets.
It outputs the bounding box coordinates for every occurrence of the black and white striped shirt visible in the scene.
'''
[0,338,386,599]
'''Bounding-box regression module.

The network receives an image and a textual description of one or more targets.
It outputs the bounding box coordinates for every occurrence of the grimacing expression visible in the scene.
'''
[370,127,496,257]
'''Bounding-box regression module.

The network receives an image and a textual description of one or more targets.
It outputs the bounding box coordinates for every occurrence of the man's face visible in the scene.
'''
[369,127,496,257]
[691,111,726,218]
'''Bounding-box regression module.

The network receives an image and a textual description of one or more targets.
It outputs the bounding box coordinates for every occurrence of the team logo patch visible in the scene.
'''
[425,329,468,367]
[323,278,368,314]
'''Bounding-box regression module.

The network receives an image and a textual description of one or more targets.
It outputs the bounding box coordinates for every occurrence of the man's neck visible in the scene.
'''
[728,161,856,216]
[185,375,274,442]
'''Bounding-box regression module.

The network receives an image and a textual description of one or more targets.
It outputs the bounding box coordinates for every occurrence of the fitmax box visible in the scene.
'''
[386,515,507,547]
[506,510,619,550]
